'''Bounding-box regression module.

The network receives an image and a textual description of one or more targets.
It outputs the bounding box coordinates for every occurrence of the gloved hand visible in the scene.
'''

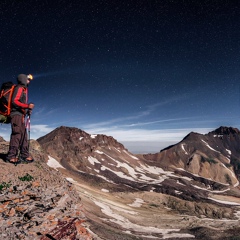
[28,103,35,109]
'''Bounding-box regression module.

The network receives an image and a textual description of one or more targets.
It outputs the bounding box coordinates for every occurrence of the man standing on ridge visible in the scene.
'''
[6,74,35,164]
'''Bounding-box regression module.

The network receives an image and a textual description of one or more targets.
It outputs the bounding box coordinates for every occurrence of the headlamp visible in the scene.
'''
[27,74,33,80]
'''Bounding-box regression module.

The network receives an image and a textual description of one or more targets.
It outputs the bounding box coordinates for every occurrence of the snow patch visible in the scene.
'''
[175,190,182,195]
[101,165,135,181]
[179,176,192,181]
[181,144,188,155]
[98,156,182,184]
[150,187,156,192]
[95,150,104,154]
[138,164,175,177]
[115,147,121,153]
[66,177,78,183]
[96,174,114,183]
[208,197,240,206]
[234,211,240,220]
[220,163,239,187]
[128,198,144,207]
[191,184,230,193]
[176,180,185,186]
[213,134,223,138]
[201,140,221,153]
[123,150,139,160]
[93,200,194,239]
[88,156,101,165]
[101,189,109,193]
[226,157,231,163]
[226,149,231,155]
[47,156,65,170]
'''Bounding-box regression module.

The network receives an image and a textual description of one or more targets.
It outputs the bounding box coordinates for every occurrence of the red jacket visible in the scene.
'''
[11,85,29,116]
[11,74,30,116]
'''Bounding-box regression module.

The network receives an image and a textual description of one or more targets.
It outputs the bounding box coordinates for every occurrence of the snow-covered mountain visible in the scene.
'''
[36,126,240,239]
[37,126,240,192]
[143,126,240,187]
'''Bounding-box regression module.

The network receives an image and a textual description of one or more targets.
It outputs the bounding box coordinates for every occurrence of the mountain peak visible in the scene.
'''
[210,126,240,135]
[181,131,202,141]
[37,126,126,161]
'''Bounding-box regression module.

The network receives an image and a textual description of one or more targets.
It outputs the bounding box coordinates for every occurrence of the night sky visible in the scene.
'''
[1,1,239,153]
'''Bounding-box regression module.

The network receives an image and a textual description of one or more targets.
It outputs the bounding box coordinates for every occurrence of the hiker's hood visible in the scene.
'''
[17,74,28,87]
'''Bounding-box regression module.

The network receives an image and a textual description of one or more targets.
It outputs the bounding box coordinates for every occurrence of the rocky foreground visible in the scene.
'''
[0,138,92,240]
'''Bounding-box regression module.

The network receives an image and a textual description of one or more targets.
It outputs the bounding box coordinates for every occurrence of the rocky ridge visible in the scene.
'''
[0,138,92,240]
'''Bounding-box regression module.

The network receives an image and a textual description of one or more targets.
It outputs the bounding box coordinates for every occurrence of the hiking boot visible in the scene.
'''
[20,156,34,163]
[6,157,20,165]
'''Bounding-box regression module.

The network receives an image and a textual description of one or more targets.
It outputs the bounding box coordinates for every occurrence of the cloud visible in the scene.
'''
[83,126,211,142]
[30,125,54,139]
[123,117,190,127]
[80,100,216,147]
[84,99,187,129]
[0,124,54,141]
[34,107,62,119]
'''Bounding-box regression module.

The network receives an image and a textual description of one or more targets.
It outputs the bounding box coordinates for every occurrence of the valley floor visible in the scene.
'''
[68,177,240,240]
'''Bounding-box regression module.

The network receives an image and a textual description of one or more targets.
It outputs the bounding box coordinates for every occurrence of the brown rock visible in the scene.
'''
[8,207,15,217]
[0,140,92,239]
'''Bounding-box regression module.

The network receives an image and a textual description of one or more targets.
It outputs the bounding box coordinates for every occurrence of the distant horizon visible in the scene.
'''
[122,141,175,154]
[1,126,176,153]
[1,123,238,154]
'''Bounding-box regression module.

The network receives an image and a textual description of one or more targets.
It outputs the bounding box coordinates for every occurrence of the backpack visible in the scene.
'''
[0,82,16,123]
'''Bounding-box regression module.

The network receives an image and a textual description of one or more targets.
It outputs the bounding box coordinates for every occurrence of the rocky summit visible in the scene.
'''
[1,126,240,239]
[0,137,92,240]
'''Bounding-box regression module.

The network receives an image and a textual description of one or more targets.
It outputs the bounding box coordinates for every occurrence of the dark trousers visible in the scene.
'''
[7,114,29,159]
